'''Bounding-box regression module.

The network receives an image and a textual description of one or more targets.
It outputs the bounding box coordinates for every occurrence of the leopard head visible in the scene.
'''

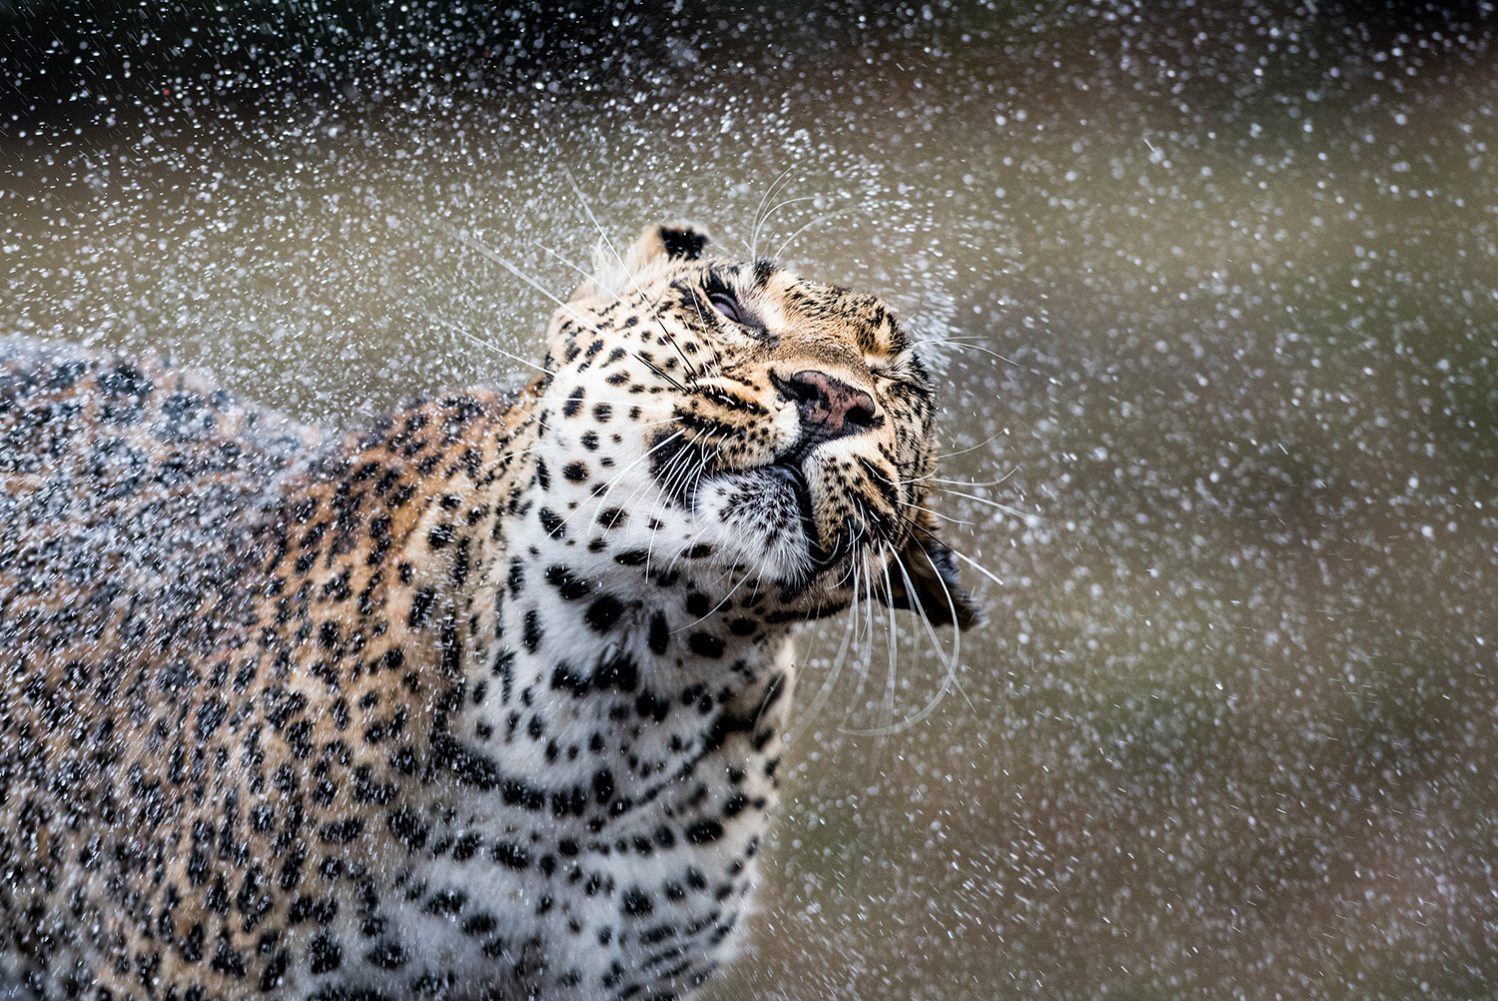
[534,222,980,630]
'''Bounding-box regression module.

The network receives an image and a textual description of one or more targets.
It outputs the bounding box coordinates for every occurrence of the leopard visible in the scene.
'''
[0,221,980,1001]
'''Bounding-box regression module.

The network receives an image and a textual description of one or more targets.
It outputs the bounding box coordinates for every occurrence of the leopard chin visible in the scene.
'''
[691,465,817,588]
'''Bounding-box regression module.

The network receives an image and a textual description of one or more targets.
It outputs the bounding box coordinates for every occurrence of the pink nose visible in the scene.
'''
[779,370,879,439]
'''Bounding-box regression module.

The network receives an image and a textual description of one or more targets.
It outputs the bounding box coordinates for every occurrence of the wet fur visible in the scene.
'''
[0,223,974,999]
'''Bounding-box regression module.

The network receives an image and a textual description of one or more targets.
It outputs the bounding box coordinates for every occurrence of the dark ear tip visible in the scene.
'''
[657,221,710,260]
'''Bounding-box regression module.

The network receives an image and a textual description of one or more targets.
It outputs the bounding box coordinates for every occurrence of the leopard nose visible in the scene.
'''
[775,369,880,439]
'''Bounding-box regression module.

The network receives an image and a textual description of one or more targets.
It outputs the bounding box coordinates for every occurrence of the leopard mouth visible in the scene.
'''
[760,459,829,571]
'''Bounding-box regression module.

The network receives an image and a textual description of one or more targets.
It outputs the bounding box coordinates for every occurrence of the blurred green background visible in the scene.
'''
[4,2,1497,998]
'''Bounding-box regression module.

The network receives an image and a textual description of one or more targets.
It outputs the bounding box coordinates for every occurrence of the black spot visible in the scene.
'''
[592,768,615,804]
[387,808,429,850]
[259,949,289,991]
[318,819,363,845]
[452,833,482,861]
[462,913,497,936]
[288,895,338,925]
[585,595,625,632]
[581,430,600,451]
[181,923,205,963]
[408,588,436,628]
[365,942,407,970]
[538,507,565,538]
[685,820,724,845]
[523,610,544,653]
[614,549,648,566]
[688,632,725,659]
[562,461,588,482]
[622,887,656,916]
[195,698,227,741]
[318,620,341,650]
[545,565,591,601]
[594,652,638,692]
[562,387,586,417]
[592,403,613,423]
[648,613,670,655]
[428,524,454,549]
[634,690,670,724]
[210,938,247,978]
[491,841,532,870]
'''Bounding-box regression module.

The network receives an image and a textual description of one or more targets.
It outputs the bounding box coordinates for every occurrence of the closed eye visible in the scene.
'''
[709,291,748,325]
[705,284,769,338]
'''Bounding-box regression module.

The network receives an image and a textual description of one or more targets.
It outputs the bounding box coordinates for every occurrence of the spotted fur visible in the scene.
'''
[0,223,977,1000]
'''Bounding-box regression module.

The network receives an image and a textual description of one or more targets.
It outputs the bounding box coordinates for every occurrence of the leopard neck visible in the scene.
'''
[311,385,798,834]
[445,448,798,834]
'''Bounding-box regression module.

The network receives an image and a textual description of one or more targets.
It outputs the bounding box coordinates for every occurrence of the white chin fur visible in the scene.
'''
[692,471,813,586]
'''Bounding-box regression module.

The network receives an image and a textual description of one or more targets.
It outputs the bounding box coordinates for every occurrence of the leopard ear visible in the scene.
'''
[651,222,711,262]
[569,222,710,302]
[881,510,984,630]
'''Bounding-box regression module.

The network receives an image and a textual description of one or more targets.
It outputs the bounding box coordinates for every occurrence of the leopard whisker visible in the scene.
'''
[844,544,969,736]
[900,500,973,528]
[450,228,605,335]
[946,546,1007,591]
[790,544,867,740]
[534,242,626,305]
[848,554,878,712]
[876,552,901,740]
[908,466,1020,490]
[773,204,860,262]
[557,428,685,531]
[427,315,558,378]
[940,338,1023,368]
[559,168,703,383]
[933,487,1035,521]
[754,192,819,256]
[639,435,719,580]
[633,352,690,393]
[932,431,1006,462]
[749,162,801,264]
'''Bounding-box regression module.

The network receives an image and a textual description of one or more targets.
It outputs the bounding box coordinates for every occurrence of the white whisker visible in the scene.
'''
[936,487,1035,521]
[750,162,801,263]
[773,204,861,262]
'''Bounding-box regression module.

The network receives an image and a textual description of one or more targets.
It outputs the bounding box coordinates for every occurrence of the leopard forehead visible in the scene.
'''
[554,256,923,377]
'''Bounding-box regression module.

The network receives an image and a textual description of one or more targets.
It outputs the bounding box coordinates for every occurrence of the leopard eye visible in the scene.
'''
[709,291,747,326]
[706,288,770,338]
